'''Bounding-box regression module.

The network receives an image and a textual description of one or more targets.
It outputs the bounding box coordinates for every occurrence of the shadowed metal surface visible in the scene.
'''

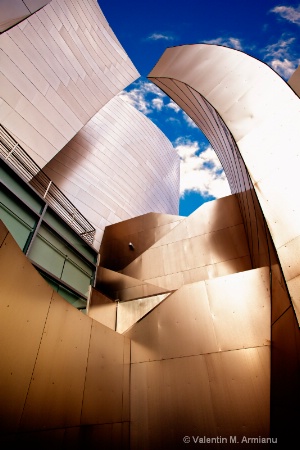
[128,268,271,449]
[122,195,252,290]
[0,220,130,447]
[96,266,171,302]
[100,212,183,271]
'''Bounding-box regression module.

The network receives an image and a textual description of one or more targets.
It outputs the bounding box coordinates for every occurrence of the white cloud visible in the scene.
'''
[152,97,164,111]
[166,101,181,113]
[182,112,197,128]
[119,89,151,114]
[174,138,231,199]
[166,117,181,125]
[147,32,175,41]
[204,36,243,50]
[271,5,300,25]
[263,35,299,79]
[264,36,295,59]
[119,80,166,115]
[269,58,298,78]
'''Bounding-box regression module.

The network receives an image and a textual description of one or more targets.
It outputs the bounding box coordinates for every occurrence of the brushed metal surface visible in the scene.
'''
[127,268,270,364]
[44,96,180,250]
[0,0,51,33]
[148,43,300,323]
[122,195,251,290]
[88,288,117,330]
[100,213,183,271]
[271,305,300,439]
[96,266,170,302]
[0,0,139,166]
[271,263,292,324]
[206,267,270,351]
[20,291,92,431]
[117,293,170,334]
[81,320,130,425]
[131,347,270,449]
[0,224,53,432]
[0,423,130,449]
[288,64,300,97]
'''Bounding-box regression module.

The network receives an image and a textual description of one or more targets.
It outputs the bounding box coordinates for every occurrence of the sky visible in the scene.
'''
[98,0,300,216]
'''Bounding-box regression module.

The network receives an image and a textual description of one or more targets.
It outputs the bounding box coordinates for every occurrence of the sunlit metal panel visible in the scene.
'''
[0,0,139,166]
[148,43,300,323]
[43,96,180,250]
[0,223,53,432]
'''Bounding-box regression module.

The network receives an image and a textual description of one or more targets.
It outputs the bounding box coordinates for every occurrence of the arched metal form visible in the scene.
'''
[148,44,300,324]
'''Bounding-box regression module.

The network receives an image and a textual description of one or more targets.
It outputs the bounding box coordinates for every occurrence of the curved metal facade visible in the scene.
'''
[0,0,180,249]
[0,0,51,32]
[43,94,180,249]
[148,44,300,323]
[0,0,139,167]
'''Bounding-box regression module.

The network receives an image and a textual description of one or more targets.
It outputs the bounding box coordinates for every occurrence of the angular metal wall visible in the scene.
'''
[0,220,130,448]
[148,44,300,445]
[121,195,253,291]
[126,268,271,449]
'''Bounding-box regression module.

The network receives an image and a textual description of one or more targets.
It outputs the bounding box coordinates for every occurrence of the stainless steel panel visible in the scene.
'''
[96,267,169,302]
[204,347,270,438]
[1,422,130,449]
[1,0,139,169]
[131,347,270,449]
[0,228,53,432]
[0,32,50,95]
[148,43,300,324]
[288,64,300,96]
[81,320,130,424]
[14,97,67,149]
[122,195,250,289]
[271,263,292,324]
[127,268,270,364]
[20,292,92,431]
[88,288,116,330]
[0,0,30,32]
[100,213,183,271]
[43,96,180,251]
[285,275,300,321]
[206,267,271,351]
[0,48,38,103]
[126,281,218,363]
[117,293,169,334]
[213,255,252,277]
[271,306,300,439]
[10,25,61,91]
